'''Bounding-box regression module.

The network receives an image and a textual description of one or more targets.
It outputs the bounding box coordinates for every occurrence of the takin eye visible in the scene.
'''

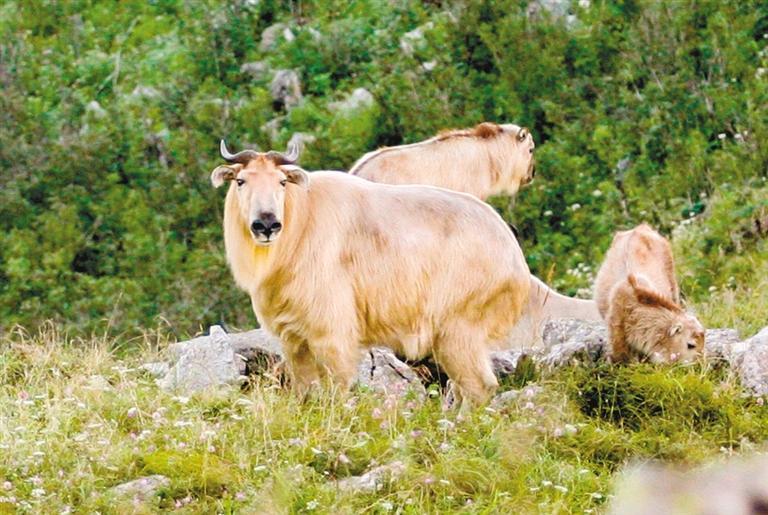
[279,179,287,187]
[236,179,245,187]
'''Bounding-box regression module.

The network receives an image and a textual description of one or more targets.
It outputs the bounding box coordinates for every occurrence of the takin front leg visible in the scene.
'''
[606,307,631,363]
[434,322,499,408]
[284,340,321,399]
[309,332,361,393]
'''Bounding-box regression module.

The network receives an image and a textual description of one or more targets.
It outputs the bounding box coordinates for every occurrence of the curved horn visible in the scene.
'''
[219,139,259,164]
[283,140,300,163]
[265,141,301,166]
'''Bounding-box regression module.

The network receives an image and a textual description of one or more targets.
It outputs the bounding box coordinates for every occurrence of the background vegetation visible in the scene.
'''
[1,0,766,338]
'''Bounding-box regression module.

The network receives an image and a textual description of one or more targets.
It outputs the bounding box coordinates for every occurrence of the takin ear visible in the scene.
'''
[280,165,310,189]
[669,323,683,337]
[210,164,242,188]
[516,127,529,142]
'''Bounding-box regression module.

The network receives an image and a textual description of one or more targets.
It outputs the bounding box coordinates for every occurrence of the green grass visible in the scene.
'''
[1,325,767,513]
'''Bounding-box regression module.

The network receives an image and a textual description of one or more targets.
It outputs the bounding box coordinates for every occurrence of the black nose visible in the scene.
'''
[250,215,282,238]
[687,343,697,350]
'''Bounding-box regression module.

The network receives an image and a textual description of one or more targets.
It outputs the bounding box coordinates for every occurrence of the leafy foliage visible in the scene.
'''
[1,0,766,336]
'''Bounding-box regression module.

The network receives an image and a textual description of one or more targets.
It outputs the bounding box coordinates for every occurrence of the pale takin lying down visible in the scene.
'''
[505,274,601,349]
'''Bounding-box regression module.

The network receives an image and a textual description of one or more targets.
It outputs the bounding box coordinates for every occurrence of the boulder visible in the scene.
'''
[336,461,406,493]
[328,88,376,113]
[287,132,316,154]
[240,61,270,82]
[159,325,247,392]
[269,70,302,110]
[399,23,433,56]
[259,23,293,52]
[109,475,170,502]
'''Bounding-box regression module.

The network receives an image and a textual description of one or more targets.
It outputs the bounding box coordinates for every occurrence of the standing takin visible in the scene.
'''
[594,223,705,363]
[211,141,531,406]
[349,122,536,201]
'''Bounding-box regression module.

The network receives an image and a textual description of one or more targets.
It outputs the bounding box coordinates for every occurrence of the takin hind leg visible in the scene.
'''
[434,322,498,408]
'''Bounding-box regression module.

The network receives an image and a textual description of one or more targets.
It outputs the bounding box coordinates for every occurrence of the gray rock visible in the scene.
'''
[328,88,375,113]
[240,61,270,81]
[262,116,285,142]
[109,475,170,502]
[270,70,302,110]
[85,100,107,119]
[259,23,289,52]
[287,132,316,153]
[725,326,768,396]
[139,362,170,378]
[357,348,426,397]
[527,0,571,20]
[160,325,247,392]
[336,461,406,493]
[609,456,768,515]
[399,23,433,56]
[130,85,161,100]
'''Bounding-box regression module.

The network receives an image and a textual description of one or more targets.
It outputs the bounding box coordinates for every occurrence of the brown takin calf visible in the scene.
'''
[594,223,705,363]
[211,141,531,406]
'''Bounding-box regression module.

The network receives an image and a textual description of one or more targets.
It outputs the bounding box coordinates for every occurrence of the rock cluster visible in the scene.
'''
[148,321,768,399]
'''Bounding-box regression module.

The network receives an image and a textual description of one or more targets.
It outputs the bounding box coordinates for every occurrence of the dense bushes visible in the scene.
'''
[0,0,766,338]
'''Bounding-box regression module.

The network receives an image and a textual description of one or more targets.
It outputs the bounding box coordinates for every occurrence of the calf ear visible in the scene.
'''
[211,165,241,188]
[280,165,310,189]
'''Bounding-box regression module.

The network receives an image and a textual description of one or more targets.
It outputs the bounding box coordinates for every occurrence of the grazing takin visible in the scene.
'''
[211,141,531,406]
[594,223,705,363]
[349,122,536,201]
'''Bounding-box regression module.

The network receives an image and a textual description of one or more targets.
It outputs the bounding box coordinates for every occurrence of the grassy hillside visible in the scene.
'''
[1,0,766,337]
[1,327,768,513]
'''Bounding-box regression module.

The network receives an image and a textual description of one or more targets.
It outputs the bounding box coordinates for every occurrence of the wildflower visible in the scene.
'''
[438,442,451,452]
[410,430,423,439]
[338,453,351,465]
[718,133,726,140]
[235,492,247,501]
[2,481,11,491]
[207,445,216,453]
[439,479,450,486]
[423,476,435,485]
[437,419,455,430]
[570,203,581,211]
[554,485,568,493]
[543,210,553,216]
[379,500,394,511]
[592,189,603,197]
[306,499,319,510]
[30,488,45,498]
[127,407,139,418]
[371,408,383,419]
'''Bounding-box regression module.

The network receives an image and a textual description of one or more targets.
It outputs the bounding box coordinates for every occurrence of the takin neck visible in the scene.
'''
[528,275,602,322]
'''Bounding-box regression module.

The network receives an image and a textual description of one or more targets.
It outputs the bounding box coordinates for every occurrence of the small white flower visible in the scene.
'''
[31,488,45,498]
[591,189,603,197]
[718,133,726,140]
[543,210,553,216]
[570,203,581,211]
[306,500,319,510]
[126,407,139,418]
[554,485,568,493]
[437,419,455,430]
